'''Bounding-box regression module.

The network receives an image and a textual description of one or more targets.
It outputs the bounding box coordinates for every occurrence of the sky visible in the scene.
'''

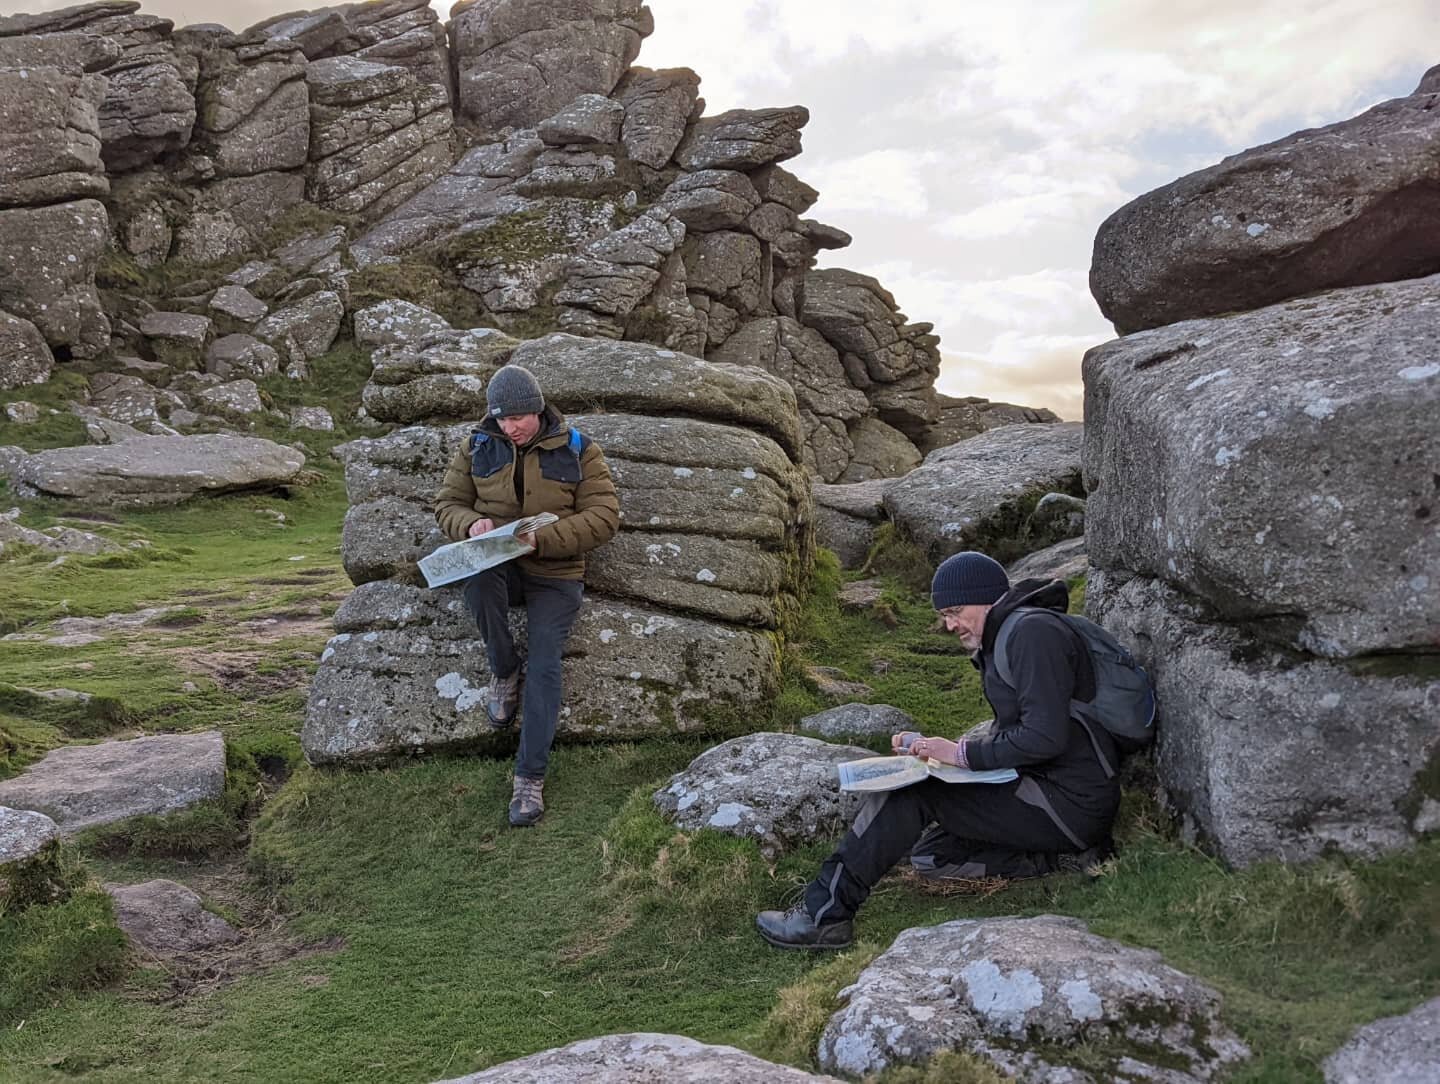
[5,0,1436,418]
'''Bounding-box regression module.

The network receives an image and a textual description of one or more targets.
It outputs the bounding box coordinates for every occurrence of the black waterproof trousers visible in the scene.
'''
[462,563,583,780]
[803,777,1082,923]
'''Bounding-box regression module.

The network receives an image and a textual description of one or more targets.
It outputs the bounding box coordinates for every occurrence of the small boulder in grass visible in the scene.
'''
[800,703,915,741]
[654,732,871,859]
[105,879,241,958]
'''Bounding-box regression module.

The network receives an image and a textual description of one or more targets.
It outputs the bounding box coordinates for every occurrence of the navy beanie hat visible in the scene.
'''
[931,551,1010,610]
[486,365,545,418]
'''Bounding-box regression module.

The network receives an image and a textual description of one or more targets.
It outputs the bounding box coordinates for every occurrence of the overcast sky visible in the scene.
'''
[6,0,1435,417]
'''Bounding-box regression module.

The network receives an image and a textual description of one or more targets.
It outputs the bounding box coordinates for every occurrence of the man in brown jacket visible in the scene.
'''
[434,365,620,826]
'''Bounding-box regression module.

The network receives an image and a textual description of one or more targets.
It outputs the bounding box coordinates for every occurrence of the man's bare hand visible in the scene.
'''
[892,731,921,755]
[468,518,496,538]
[910,736,960,766]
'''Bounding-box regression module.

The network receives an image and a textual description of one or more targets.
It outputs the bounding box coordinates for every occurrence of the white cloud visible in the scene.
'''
[804,149,938,217]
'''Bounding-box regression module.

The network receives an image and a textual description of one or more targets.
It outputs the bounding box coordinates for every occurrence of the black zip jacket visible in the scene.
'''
[963,578,1120,846]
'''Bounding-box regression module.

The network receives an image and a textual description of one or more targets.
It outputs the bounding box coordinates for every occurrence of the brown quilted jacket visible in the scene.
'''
[433,407,620,580]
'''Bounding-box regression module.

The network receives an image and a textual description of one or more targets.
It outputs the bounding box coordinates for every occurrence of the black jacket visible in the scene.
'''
[964,578,1120,846]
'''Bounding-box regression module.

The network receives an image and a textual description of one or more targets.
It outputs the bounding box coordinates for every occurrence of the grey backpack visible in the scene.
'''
[992,607,1157,778]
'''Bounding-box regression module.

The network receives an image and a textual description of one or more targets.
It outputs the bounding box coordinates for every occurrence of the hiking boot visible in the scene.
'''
[1057,835,1116,876]
[755,901,853,951]
[486,666,522,729]
[508,775,544,827]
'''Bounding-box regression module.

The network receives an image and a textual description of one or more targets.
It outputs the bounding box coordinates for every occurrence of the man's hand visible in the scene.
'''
[468,517,496,538]
[909,736,961,767]
[891,731,921,754]
[517,532,536,549]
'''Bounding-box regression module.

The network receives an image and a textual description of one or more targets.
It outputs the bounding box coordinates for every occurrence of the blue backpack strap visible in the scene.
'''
[568,427,587,455]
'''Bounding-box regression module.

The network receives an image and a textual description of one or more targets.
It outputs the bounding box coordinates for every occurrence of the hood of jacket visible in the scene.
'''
[980,577,1070,655]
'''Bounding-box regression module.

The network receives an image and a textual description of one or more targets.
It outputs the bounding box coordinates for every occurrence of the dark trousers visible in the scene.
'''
[804,777,1081,923]
[462,564,584,780]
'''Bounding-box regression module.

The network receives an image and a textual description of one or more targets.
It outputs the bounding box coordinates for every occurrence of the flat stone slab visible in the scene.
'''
[0,732,226,835]
[105,879,241,957]
[0,806,59,866]
[800,703,914,740]
[819,914,1250,1081]
[1324,997,1440,1084]
[15,435,306,508]
[1007,536,1088,584]
[653,732,869,859]
[884,423,1084,561]
[434,1032,844,1083]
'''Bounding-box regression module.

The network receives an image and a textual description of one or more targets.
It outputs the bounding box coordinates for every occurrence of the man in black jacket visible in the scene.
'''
[756,550,1119,950]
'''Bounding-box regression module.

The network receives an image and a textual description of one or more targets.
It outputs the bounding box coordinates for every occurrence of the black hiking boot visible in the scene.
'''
[1057,835,1116,876]
[755,901,853,951]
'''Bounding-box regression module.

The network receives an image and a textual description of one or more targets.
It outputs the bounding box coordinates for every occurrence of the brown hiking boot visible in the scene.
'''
[486,666,522,729]
[508,775,544,827]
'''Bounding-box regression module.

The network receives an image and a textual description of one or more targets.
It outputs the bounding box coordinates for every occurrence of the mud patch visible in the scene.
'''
[119,859,346,1004]
[239,613,334,643]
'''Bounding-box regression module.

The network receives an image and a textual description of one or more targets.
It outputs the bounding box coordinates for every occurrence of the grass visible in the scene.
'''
[0,443,1437,1080]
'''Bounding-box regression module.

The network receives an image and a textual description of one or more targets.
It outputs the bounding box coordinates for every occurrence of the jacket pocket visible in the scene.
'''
[470,436,513,479]
[538,446,582,484]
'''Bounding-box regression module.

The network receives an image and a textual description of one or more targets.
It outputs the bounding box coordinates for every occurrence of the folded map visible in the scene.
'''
[837,755,1018,793]
[418,512,559,588]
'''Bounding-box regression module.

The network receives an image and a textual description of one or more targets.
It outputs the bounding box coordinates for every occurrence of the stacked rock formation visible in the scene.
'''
[349,4,944,481]
[1085,69,1440,866]
[0,0,989,481]
[302,317,814,763]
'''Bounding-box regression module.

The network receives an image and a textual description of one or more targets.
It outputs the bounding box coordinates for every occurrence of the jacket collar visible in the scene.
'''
[477,404,570,449]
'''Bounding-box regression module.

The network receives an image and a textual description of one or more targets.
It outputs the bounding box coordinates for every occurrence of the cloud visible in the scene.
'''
[939,341,1098,422]
[804,149,939,217]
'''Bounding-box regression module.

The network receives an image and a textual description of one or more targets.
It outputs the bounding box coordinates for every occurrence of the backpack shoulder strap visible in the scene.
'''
[568,427,588,455]
[992,606,1065,688]
[993,607,1117,779]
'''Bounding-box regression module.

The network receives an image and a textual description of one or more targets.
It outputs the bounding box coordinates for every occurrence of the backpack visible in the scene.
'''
[991,607,1156,778]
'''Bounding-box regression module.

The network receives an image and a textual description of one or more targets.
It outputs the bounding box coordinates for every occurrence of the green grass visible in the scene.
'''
[1,445,1437,1081]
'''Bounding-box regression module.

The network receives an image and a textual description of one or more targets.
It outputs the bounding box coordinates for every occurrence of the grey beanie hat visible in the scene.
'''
[486,365,545,418]
[931,551,1009,609]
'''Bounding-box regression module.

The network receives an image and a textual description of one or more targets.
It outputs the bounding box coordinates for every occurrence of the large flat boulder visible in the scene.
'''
[450,0,651,136]
[1084,274,1440,658]
[16,434,306,507]
[302,583,779,764]
[1090,573,1440,867]
[433,1033,843,1083]
[0,732,226,835]
[1091,83,1440,333]
[819,914,1249,1080]
[884,422,1084,560]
